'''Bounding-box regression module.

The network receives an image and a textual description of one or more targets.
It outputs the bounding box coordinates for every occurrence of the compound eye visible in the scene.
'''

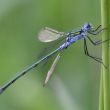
[87,23,91,28]
[84,23,91,28]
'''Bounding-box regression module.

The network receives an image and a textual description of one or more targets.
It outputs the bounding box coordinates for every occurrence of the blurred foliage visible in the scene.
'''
[0,0,110,110]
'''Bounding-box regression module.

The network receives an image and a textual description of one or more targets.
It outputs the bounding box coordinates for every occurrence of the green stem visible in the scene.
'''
[99,71,104,110]
[99,0,109,110]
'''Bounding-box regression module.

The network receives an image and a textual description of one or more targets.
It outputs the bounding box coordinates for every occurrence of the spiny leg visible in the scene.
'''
[84,38,106,67]
[88,28,107,35]
[87,35,110,45]
[84,38,102,60]
[90,25,101,32]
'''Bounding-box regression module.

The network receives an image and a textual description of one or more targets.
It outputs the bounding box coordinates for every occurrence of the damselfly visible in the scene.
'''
[0,23,109,94]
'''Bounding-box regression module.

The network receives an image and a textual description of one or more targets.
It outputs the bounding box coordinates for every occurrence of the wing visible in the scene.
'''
[37,36,65,59]
[38,27,65,42]
[43,53,61,86]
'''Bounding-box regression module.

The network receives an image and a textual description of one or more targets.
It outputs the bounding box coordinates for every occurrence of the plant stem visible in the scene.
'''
[99,71,104,110]
[99,0,109,110]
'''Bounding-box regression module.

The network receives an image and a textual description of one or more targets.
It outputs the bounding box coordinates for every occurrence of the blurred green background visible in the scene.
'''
[0,0,110,110]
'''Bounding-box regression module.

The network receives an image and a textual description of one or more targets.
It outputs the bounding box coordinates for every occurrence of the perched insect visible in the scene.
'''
[0,23,109,94]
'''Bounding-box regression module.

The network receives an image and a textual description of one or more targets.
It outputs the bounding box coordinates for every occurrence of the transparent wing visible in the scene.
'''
[43,53,61,86]
[37,36,65,59]
[38,27,65,42]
